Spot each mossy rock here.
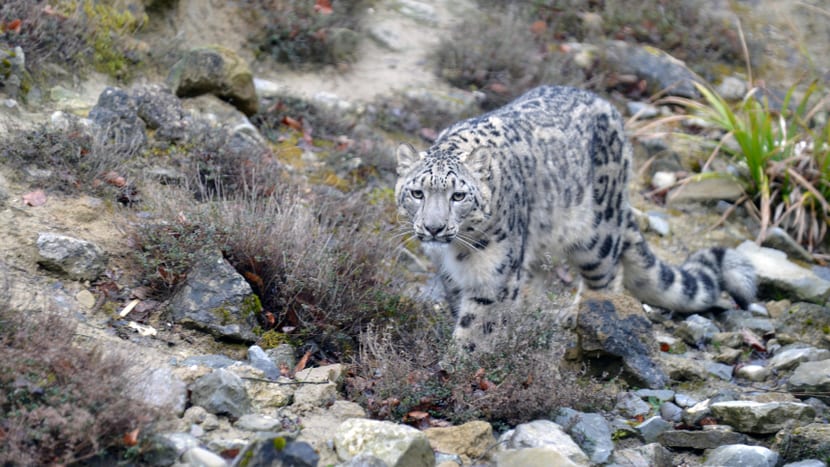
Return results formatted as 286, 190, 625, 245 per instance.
167, 45, 258, 116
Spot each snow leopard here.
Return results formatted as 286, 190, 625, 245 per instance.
394, 86, 756, 351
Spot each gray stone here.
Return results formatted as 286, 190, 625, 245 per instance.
789, 360, 830, 403
368, 24, 405, 51
674, 393, 699, 408
248, 345, 280, 379
716, 76, 748, 101
340, 453, 390, 467
181, 447, 227, 467
682, 398, 712, 426
677, 315, 720, 347
555, 408, 613, 464
495, 448, 583, 467
773, 302, 830, 350
334, 418, 434, 467
634, 389, 675, 402
131, 84, 186, 141
627, 101, 660, 119
292, 381, 337, 409
423, 420, 493, 465
776, 423, 830, 465
636, 416, 672, 444
658, 353, 708, 382
660, 402, 683, 422
189, 368, 251, 418
710, 400, 815, 434
704, 444, 778, 467
266, 344, 297, 371
735, 364, 769, 382
392, 0, 437, 24
502, 420, 589, 466
657, 429, 745, 449
234, 414, 285, 432
578, 299, 668, 388
616, 392, 653, 418
610, 443, 673, 467
646, 212, 670, 236
180, 354, 237, 369
763, 226, 815, 263
782, 461, 827, 467
36, 232, 107, 281
88, 86, 147, 148
167, 46, 257, 116
706, 361, 734, 381
167, 251, 261, 342
143, 432, 200, 466
770, 345, 830, 371
667, 172, 744, 204
129, 367, 188, 416
718, 309, 776, 335
601, 40, 702, 98
737, 241, 830, 303
230, 435, 319, 467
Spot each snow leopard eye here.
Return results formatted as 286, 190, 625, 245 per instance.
410, 189, 424, 200
451, 192, 466, 202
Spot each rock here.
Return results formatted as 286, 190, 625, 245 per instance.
0, 46, 30, 100
667, 172, 744, 204
182, 447, 228, 467
131, 84, 187, 141
762, 227, 815, 263
36, 232, 107, 281
143, 432, 201, 466
782, 461, 827, 467
710, 400, 815, 434
295, 364, 343, 383
577, 298, 668, 389
676, 315, 720, 347
650, 171, 677, 190
88, 86, 147, 148
392, 0, 437, 24
716, 76, 748, 101
789, 360, 830, 403
773, 302, 830, 350
634, 388, 675, 402
646, 212, 670, 236
703, 444, 778, 467
248, 345, 280, 379
627, 101, 660, 119
660, 402, 683, 422
706, 361, 734, 381
501, 420, 589, 466
602, 41, 702, 98
610, 443, 673, 467
737, 241, 830, 304
555, 408, 613, 464
674, 393, 698, 408
716, 347, 744, 364
181, 354, 238, 369
735, 364, 769, 381
241, 372, 295, 410
776, 423, 830, 464
129, 367, 188, 416
770, 345, 830, 371
296, 401, 367, 466
334, 418, 434, 467
494, 447, 583, 467
167, 251, 261, 342
657, 429, 745, 449
657, 353, 708, 382
266, 344, 297, 370
424, 421, 494, 464
616, 392, 653, 418
636, 416, 672, 444
234, 414, 285, 432
368, 24, 406, 51
189, 368, 252, 419
292, 381, 337, 409
167, 46, 258, 116
717, 309, 776, 335
230, 435, 319, 467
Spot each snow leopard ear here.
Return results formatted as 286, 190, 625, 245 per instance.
396, 143, 421, 176
467, 147, 491, 180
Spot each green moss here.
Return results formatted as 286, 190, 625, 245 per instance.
823, 325, 830, 334
258, 330, 290, 349
272, 436, 286, 451
241, 294, 263, 318
213, 306, 232, 325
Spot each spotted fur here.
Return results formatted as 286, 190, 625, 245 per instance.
395, 86, 756, 350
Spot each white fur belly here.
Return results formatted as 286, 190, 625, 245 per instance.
426, 242, 507, 290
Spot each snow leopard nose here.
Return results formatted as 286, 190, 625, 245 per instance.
425, 223, 447, 237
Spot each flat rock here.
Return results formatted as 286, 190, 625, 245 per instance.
555, 408, 613, 464
667, 172, 744, 204
424, 421, 494, 464
189, 368, 251, 419
676, 315, 720, 347
495, 447, 584, 467
636, 416, 673, 444
657, 353, 708, 382
703, 444, 778, 467
710, 400, 815, 434
334, 418, 434, 467
36, 232, 107, 281
775, 423, 830, 465
789, 360, 830, 403
770, 345, 830, 371
610, 442, 674, 467
773, 302, 830, 350
737, 241, 830, 303
601, 40, 702, 98
657, 429, 745, 449
500, 419, 589, 466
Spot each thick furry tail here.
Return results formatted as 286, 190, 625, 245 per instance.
621, 229, 756, 313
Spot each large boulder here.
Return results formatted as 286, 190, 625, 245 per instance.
334, 418, 434, 467
36, 232, 108, 281
167, 46, 258, 116
189, 368, 251, 419
710, 401, 815, 434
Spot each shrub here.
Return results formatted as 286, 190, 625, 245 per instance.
0, 310, 155, 465
246, 0, 369, 67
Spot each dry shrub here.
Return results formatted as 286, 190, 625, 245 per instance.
0, 310, 154, 465
349, 307, 614, 427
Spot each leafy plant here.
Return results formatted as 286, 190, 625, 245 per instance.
657, 80, 830, 252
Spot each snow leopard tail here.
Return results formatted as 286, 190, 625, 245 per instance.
618, 217, 756, 312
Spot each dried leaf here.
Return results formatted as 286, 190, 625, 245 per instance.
6, 19, 22, 34
488, 82, 509, 94
659, 342, 671, 352
740, 328, 766, 352
243, 271, 265, 291
219, 448, 240, 459
282, 116, 303, 131
293, 350, 311, 376
103, 171, 127, 187
22, 190, 47, 206
314, 0, 333, 14
530, 20, 546, 36
123, 428, 139, 446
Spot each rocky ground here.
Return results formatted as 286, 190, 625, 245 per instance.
2, 0, 830, 466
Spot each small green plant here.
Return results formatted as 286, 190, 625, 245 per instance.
662, 80, 830, 252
